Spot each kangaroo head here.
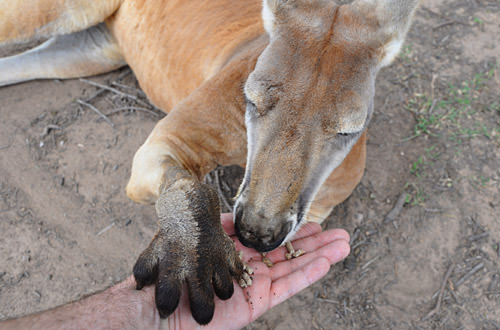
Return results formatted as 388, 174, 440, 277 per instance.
234, 0, 419, 251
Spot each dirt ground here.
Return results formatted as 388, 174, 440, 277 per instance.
1, 0, 499, 329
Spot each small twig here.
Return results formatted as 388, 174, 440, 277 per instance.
334, 308, 346, 321
400, 132, 421, 142
214, 170, 233, 212
464, 256, 483, 263
422, 6, 444, 18
487, 274, 499, 299
437, 34, 451, 46
430, 74, 438, 101
116, 67, 132, 80
104, 107, 160, 118
448, 281, 462, 305
83, 88, 107, 103
317, 298, 339, 304
357, 272, 368, 282
422, 7, 469, 27
428, 98, 438, 115
350, 228, 360, 245
79, 78, 151, 108
220, 179, 231, 192
351, 239, 368, 251
384, 192, 407, 223
361, 255, 381, 270
96, 222, 115, 236
424, 208, 443, 213
467, 232, 489, 242
454, 262, 484, 288
76, 99, 114, 128
110, 81, 147, 96
422, 263, 455, 321
432, 20, 460, 30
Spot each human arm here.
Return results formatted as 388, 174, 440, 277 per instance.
1, 213, 349, 330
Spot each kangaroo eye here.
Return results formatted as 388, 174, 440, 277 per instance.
245, 98, 256, 109
336, 131, 360, 139
245, 97, 270, 117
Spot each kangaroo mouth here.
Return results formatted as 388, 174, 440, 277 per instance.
233, 205, 295, 252
237, 227, 288, 252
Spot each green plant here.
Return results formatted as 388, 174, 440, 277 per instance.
472, 17, 483, 25
470, 175, 490, 190
410, 156, 424, 177
404, 69, 497, 143
425, 145, 440, 159
404, 182, 426, 206
399, 43, 413, 62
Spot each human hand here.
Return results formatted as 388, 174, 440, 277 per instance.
122, 213, 350, 330
0, 213, 349, 330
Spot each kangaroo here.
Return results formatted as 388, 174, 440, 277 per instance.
0, 0, 419, 324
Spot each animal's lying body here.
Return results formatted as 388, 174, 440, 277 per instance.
0, 0, 418, 324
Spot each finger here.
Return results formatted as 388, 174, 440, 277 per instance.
221, 213, 235, 235
270, 257, 330, 308
210, 275, 271, 330
133, 237, 160, 290
212, 265, 234, 300
291, 222, 323, 241
155, 263, 182, 319
186, 276, 215, 325
269, 238, 350, 281
116, 275, 138, 290
264, 228, 350, 264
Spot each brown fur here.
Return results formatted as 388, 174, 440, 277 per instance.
0, 0, 419, 323
0, 0, 122, 44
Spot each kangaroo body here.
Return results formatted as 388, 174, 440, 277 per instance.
0, 0, 418, 324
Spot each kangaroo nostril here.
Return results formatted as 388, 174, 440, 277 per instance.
234, 205, 294, 252
240, 229, 256, 241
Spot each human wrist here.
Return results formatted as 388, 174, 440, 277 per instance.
107, 276, 164, 330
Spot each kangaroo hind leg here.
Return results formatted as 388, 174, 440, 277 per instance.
0, 23, 125, 87
0, 0, 123, 45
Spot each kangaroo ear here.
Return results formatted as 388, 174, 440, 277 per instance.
344, 0, 420, 67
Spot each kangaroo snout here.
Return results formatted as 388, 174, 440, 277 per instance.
234, 203, 294, 252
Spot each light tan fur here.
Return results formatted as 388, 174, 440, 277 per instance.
0, 0, 123, 44
0, 0, 419, 321
0, 0, 419, 247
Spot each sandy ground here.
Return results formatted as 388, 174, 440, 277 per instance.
1, 0, 499, 328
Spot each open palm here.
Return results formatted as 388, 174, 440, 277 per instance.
125, 213, 350, 330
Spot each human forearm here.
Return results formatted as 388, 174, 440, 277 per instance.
1, 277, 162, 330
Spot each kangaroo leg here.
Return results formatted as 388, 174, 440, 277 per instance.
126, 64, 250, 204
0, 23, 125, 87
0, 0, 123, 45
306, 131, 367, 224
127, 62, 252, 323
